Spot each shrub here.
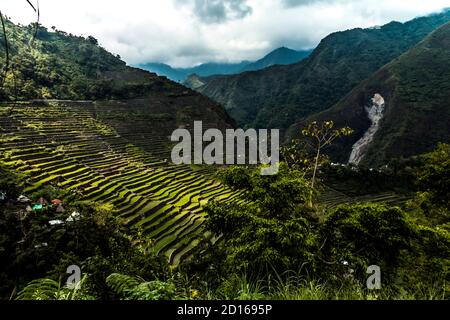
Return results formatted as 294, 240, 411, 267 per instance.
106, 274, 177, 300
205, 164, 317, 276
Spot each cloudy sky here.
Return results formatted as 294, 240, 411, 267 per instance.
2, 0, 450, 67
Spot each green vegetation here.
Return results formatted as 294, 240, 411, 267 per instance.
197, 10, 450, 133
2, 137, 449, 300
0, 172, 170, 299
0, 15, 236, 276
299, 121, 353, 189
0, 9, 448, 302
0, 102, 239, 272
295, 22, 450, 166
187, 148, 450, 300
2, 99, 447, 301
0, 18, 169, 101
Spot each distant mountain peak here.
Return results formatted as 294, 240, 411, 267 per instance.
137, 47, 312, 82
239, 47, 312, 73
273, 46, 289, 51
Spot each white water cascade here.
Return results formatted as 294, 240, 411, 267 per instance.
348, 93, 385, 165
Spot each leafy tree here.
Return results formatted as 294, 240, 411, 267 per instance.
416, 143, 450, 208
217, 166, 252, 190
411, 226, 450, 295
281, 139, 318, 176
405, 144, 450, 227
216, 163, 314, 220
0, 162, 26, 200
87, 36, 98, 45
205, 164, 317, 276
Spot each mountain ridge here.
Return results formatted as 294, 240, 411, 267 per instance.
137, 47, 312, 82
287, 22, 450, 166
0, 19, 236, 130
240, 47, 312, 73
194, 9, 450, 132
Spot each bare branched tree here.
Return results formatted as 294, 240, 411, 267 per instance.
302, 121, 353, 189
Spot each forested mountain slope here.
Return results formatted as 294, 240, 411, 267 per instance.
287, 22, 450, 166
195, 10, 450, 132
0, 19, 233, 130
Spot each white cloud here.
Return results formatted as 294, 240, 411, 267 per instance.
2, 0, 449, 67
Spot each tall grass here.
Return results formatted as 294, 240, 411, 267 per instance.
199, 271, 447, 300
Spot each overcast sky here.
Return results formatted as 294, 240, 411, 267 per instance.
2, 0, 450, 67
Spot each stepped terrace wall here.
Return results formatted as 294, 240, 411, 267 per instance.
0, 101, 244, 265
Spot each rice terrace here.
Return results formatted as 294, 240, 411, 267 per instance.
0, 100, 246, 265
0, 0, 449, 305
0, 99, 414, 266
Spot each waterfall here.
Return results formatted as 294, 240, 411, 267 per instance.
348, 93, 385, 165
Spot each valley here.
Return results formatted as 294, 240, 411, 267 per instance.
194, 9, 450, 142
0, 3, 449, 302
138, 47, 312, 83
1, 100, 411, 266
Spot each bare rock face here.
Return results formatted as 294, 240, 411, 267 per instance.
348, 94, 385, 165
184, 75, 206, 90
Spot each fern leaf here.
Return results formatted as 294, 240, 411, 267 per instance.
16, 279, 61, 300
106, 273, 140, 298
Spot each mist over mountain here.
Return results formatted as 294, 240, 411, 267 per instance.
137, 47, 312, 82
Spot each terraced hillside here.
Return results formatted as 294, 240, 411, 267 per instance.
0, 101, 245, 265
317, 185, 413, 210
93, 97, 234, 160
